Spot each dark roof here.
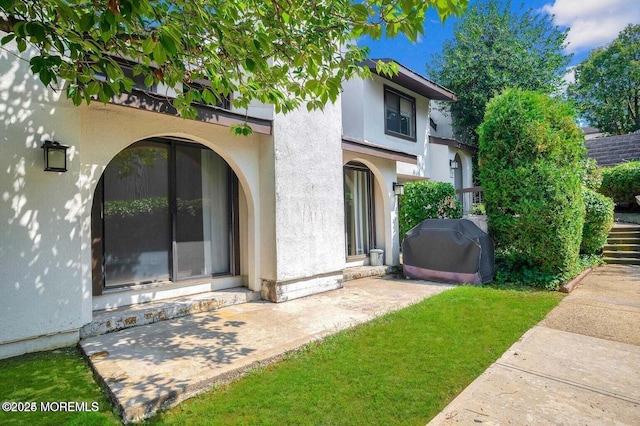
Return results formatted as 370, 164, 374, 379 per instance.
362, 58, 457, 102
585, 132, 640, 167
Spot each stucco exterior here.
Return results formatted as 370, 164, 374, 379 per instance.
1, 38, 465, 359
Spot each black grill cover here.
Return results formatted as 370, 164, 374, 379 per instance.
402, 219, 494, 284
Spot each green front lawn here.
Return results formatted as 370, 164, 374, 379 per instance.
0, 347, 120, 426
0, 287, 562, 426
148, 287, 561, 425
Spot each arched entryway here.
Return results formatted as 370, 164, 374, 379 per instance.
343, 161, 375, 261
91, 137, 240, 295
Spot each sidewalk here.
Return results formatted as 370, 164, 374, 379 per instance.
80, 276, 453, 423
428, 264, 640, 425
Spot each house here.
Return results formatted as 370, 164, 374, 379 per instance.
0, 37, 466, 359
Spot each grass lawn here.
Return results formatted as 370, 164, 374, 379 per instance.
0, 287, 561, 426
147, 287, 562, 425
0, 347, 120, 426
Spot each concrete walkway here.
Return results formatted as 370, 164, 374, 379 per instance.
80, 276, 453, 423
429, 264, 640, 425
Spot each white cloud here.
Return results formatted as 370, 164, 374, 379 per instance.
541, 0, 640, 53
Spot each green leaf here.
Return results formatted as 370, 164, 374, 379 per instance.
0, 0, 15, 10
1, 33, 15, 45
152, 43, 167, 64
142, 37, 155, 55
245, 58, 256, 72
159, 33, 177, 56
79, 13, 95, 32
25, 22, 46, 43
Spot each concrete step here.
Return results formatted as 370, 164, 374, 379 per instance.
606, 237, 640, 245
604, 257, 640, 266
607, 231, 640, 239
603, 250, 640, 259
80, 288, 261, 339
343, 265, 400, 282
603, 244, 640, 252
609, 224, 640, 232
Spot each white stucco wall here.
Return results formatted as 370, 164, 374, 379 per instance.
1, 39, 85, 358
266, 100, 345, 301
429, 101, 455, 139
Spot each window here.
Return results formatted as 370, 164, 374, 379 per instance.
344, 163, 375, 258
384, 86, 416, 141
92, 139, 239, 290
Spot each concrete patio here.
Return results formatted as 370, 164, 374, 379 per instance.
80, 276, 453, 423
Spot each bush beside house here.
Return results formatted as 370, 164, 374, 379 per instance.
599, 161, 640, 208
478, 89, 585, 288
399, 181, 461, 238
581, 188, 615, 255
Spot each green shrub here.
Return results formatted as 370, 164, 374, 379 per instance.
600, 161, 640, 207
399, 181, 461, 238
581, 188, 615, 254
580, 158, 602, 191
478, 89, 585, 286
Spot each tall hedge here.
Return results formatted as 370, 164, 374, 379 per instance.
478, 89, 585, 278
399, 181, 461, 238
599, 161, 640, 207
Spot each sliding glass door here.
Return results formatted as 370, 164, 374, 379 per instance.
344, 163, 374, 258
96, 139, 237, 289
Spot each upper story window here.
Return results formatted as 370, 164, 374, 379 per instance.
384, 85, 416, 141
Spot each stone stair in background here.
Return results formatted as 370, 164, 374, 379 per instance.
603, 224, 640, 266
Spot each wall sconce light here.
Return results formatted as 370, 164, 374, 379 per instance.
393, 182, 404, 196
42, 140, 68, 172
449, 159, 459, 169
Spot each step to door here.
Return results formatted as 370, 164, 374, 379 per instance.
80, 288, 261, 339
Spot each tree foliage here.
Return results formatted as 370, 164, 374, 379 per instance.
478, 89, 584, 286
0, 0, 468, 125
568, 24, 640, 135
427, 0, 570, 148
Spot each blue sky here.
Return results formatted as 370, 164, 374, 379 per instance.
360, 0, 640, 80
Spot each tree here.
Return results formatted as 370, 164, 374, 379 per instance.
568, 24, 640, 135
0, 0, 468, 129
427, 0, 570, 148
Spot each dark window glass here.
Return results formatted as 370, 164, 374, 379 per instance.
103, 143, 170, 286
384, 87, 416, 139
98, 140, 235, 288
344, 165, 373, 257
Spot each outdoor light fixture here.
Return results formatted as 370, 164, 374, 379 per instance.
42, 140, 69, 172
449, 159, 459, 169
393, 182, 404, 196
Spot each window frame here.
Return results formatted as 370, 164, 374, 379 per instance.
383, 85, 417, 142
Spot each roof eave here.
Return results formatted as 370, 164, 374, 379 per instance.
363, 59, 457, 102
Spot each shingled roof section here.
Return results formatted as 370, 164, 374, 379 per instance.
585, 132, 640, 167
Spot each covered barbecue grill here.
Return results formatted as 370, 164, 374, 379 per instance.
402, 219, 494, 284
